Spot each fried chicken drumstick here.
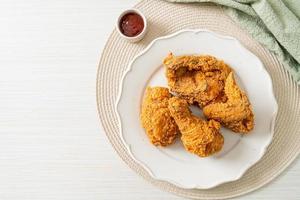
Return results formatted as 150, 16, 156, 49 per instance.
168, 97, 224, 157
140, 87, 178, 146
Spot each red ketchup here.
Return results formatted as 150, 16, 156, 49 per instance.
120, 13, 144, 37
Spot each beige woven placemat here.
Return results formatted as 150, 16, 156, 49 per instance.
96, 0, 300, 199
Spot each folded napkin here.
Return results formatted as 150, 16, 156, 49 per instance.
165, 0, 300, 84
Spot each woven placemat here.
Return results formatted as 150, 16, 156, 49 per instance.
97, 0, 300, 199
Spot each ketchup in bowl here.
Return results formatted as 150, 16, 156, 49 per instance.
120, 12, 144, 37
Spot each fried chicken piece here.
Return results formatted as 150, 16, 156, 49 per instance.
203, 72, 254, 133
168, 97, 224, 157
140, 87, 178, 146
164, 53, 232, 107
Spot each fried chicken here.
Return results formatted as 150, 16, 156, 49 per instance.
168, 97, 224, 157
140, 87, 178, 146
203, 72, 254, 133
164, 53, 232, 107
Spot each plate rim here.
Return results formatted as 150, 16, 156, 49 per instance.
115, 29, 278, 189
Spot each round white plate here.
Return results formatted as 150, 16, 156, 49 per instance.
116, 29, 278, 189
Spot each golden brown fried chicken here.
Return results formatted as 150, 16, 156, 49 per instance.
140, 87, 178, 146
203, 72, 254, 133
164, 53, 232, 107
168, 97, 224, 157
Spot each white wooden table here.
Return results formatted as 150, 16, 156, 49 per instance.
0, 0, 299, 199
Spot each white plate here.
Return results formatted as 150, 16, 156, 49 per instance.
116, 29, 278, 189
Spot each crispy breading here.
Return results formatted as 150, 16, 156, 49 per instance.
140, 87, 178, 146
168, 97, 224, 157
203, 72, 254, 133
164, 53, 232, 107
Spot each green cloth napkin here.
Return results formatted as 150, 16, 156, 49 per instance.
165, 0, 300, 84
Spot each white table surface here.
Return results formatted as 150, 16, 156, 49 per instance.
0, 0, 299, 199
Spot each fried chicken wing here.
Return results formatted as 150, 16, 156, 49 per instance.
140, 87, 178, 146
203, 72, 254, 133
168, 97, 224, 157
164, 53, 232, 107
